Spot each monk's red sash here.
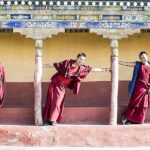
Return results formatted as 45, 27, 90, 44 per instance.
0, 64, 5, 107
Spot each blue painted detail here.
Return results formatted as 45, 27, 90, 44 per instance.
102, 15, 123, 20
130, 22, 146, 28
4, 21, 24, 27
84, 22, 101, 28
1, 21, 150, 29
10, 14, 31, 20
56, 21, 71, 28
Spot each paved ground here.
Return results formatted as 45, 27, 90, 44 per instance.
0, 147, 150, 150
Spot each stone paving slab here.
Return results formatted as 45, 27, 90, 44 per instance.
0, 125, 150, 147
0, 146, 150, 150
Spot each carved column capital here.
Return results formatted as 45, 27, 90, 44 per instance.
13, 28, 65, 39
90, 29, 141, 40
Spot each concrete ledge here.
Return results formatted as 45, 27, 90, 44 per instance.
0, 107, 150, 124
0, 146, 150, 150
0, 124, 150, 147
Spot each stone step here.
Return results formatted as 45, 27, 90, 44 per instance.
0, 124, 150, 147
0, 107, 150, 125
0, 147, 150, 150
0, 108, 34, 124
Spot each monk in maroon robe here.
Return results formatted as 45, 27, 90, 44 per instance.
0, 63, 5, 107
120, 51, 150, 124
43, 53, 110, 126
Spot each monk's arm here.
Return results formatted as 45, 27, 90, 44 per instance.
119, 61, 136, 67
91, 68, 111, 72
43, 64, 54, 68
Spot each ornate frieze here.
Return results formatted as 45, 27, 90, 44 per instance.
0, 1, 149, 29
1, 21, 150, 29
1, 14, 150, 23
0, 4, 149, 11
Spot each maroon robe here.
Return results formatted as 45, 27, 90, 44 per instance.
43, 59, 92, 122
0, 64, 5, 107
125, 64, 150, 123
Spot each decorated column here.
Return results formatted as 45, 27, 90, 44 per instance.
13, 28, 65, 125
109, 39, 118, 125
34, 39, 43, 125
90, 28, 141, 125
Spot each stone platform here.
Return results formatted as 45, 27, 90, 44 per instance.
0, 147, 150, 150
1, 81, 150, 125
0, 107, 150, 124
0, 124, 150, 147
